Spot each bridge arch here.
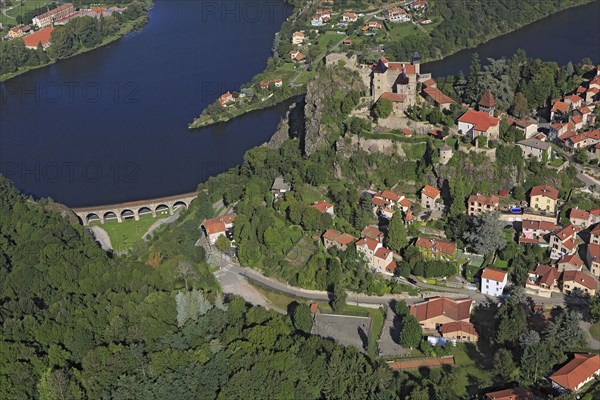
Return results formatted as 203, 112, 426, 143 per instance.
173, 201, 187, 210
138, 206, 154, 217
86, 213, 101, 224
104, 211, 118, 221
155, 204, 169, 215
121, 209, 135, 220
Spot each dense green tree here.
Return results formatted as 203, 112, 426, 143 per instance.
399, 315, 422, 349
386, 214, 408, 252
373, 98, 393, 120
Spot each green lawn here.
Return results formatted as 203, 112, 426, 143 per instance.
549, 156, 565, 168
92, 213, 165, 251
5, 0, 53, 20
590, 322, 600, 342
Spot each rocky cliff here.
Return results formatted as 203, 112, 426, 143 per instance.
303, 67, 366, 156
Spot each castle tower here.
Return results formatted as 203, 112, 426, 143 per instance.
412, 52, 421, 75
478, 90, 496, 116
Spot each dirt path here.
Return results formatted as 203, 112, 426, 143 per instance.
89, 226, 113, 251
142, 212, 180, 241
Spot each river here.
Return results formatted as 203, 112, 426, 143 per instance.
1, 0, 599, 207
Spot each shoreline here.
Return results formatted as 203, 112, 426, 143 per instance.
188, 0, 596, 130
0, 3, 152, 83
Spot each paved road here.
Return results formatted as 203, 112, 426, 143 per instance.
142, 212, 180, 241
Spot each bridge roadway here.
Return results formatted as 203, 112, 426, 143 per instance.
72, 192, 197, 225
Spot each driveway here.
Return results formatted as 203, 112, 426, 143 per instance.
214, 264, 285, 314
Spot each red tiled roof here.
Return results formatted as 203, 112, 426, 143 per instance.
554, 224, 577, 241
379, 190, 401, 202
422, 185, 440, 199
385, 261, 397, 272
23, 26, 54, 48
323, 229, 342, 241
587, 243, 600, 262
414, 237, 457, 255
552, 101, 569, 113
423, 87, 455, 105
356, 237, 381, 252
410, 297, 473, 323
522, 219, 559, 232
422, 78, 436, 88
564, 94, 582, 104
204, 221, 225, 235
591, 225, 600, 237
310, 303, 318, 314
570, 208, 590, 221
374, 247, 393, 260
458, 109, 499, 132
562, 270, 598, 290
312, 200, 333, 213
361, 225, 384, 240
439, 321, 477, 337
372, 196, 391, 207
558, 254, 584, 269
531, 264, 560, 287
549, 354, 600, 391
481, 267, 507, 283
530, 185, 559, 200
468, 194, 499, 207
479, 90, 496, 108
485, 387, 534, 400
381, 92, 407, 103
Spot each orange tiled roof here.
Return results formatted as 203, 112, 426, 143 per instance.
410, 296, 472, 323
485, 387, 534, 400
458, 109, 499, 132
468, 194, 499, 207
422, 185, 440, 199
481, 267, 507, 282
530, 185, 559, 200
570, 208, 590, 221
439, 321, 477, 337
415, 237, 456, 255
562, 270, 598, 290
479, 90, 496, 108
549, 354, 600, 391
312, 200, 333, 213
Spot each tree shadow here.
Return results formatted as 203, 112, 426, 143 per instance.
358, 326, 369, 352
389, 314, 402, 344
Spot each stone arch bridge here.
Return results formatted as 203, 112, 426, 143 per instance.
72, 192, 197, 225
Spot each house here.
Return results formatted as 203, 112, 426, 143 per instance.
384, 8, 410, 23
341, 12, 358, 22
201, 213, 237, 244
586, 243, 600, 277
484, 387, 534, 400
361, 225, 385, 242
362, 20, 382, 30
312, 200, 334, 217
481, 268, 508, 297
289, 50, 305, 62
526, 264, 560, 298
410, 1, 429, 10
322, 229, 357, 251
32, 3, 75, 27
591, 224, 600, 245
557, 254, 584, 272
271, 176, 290, 197
409, 297, 473, 330
549, 353, 600, 392
561, 270, 598, 295
439, 321, 478, 342
421, 185, 441, 210
22, 27, 54, 50
8, 24, 29, 38
509, 119, 539, 139
467, 194, 499, 216
414, 237, 457, 261
549, 224, 579, 260
478, 90, 496, 116
551, 101, 570, 121
218, 91, 234, 106
457, 109, 500, 141
569, 208, 591, 227
517, 138, 551, 162
292, 31, 305, 45
372, 196, 396, 219
355, 237, 396, 274
529, 185, 559, 213
422, 86, 455, 110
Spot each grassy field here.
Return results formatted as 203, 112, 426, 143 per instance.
92, 213, 165, 251
4, 0, 53, 20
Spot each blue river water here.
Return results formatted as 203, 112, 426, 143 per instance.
0, 0, 598, 207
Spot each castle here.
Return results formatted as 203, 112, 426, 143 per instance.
371, 52, 432, 112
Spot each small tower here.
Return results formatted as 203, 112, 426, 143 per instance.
412, 52, 421, 75
439, 145, 453, 165
478, 90, 496, 116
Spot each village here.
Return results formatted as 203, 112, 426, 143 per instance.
196, 2, 600, 392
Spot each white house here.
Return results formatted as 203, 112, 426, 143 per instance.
481, 267, 508, 297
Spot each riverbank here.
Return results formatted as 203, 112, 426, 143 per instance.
188, 0, 596, 130
0, 2, 151, 83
